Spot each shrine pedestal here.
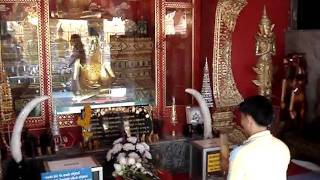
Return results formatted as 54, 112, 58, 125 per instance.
190, 138, 224, 180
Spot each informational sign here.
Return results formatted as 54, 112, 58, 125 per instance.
41, 168, 92, 180
207, 153, 221, 173
90, 106, 152, 145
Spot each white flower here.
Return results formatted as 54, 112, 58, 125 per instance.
112, 143, 123, 154
141, 142, 150, 151
113, 137, 123, 145
116, 152, 126, 162
145, 171, 153, 176
106, 150, 112, 161
114, 163, 122, 172
136, 143, 145, 153
145, 114, 150, 118
143, 151, 152, 159
128, 152, 140, 160
136, 162, 142, 169
119, 157, 127, 165
128, 157, 136, 165
123, 143, 135, 151
127, 137, 137, 144
118, 171, 123, 176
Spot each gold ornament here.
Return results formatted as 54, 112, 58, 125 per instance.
212, 0, 247, 144
212, 0, 246, 109
77, 104, 93, 142
0, 69, 15, 123
253, 6, 276, 98
77, 104, 92, 129
80, 40, 115, 89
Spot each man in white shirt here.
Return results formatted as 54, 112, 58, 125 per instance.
227, 95, 290, 180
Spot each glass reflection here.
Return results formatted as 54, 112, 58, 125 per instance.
165, 8, 192, 106
0, 3, 40, 117
49, 0, 155, 114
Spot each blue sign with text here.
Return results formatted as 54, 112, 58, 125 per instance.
41, 167, 92, 180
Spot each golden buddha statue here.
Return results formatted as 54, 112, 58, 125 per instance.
252, 6, 276, 98
80, 38, 115, 90
69, 34, 115, 94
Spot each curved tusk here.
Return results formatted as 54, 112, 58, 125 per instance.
10, 96, 49, 163
185, 88, 213, 139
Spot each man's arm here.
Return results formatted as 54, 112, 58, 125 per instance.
227, 147, 245, 180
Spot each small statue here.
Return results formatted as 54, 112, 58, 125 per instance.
54, 25, 69, 59
123, 120, 131, 137
280, 54, 307, 130
253, 6, 276, 98
137, 16, 148, 35
77, 104, 93, 144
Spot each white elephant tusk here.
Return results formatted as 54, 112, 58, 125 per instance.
185, 88, 213, 139
10, 96, 49, 163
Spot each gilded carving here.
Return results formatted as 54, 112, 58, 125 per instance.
0, 69, 15, 123
252, 6, 275, 98
212, 0, 246, 109
212, 0, 247, 143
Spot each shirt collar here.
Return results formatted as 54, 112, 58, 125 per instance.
243, 130, 271, 144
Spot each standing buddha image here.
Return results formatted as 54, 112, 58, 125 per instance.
253, 6, 276, 98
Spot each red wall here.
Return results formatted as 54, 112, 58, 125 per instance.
200, 0, 290, 101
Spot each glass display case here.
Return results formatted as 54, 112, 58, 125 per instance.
0, 1, 44, 123
165, 8, 193, 106
48, 0, 155, 114
0, 0, 199, 130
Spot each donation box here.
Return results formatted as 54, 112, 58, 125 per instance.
190, 138, 233, 180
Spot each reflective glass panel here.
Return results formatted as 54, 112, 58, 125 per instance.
0, 2, 41, 118
49, 0, 155, 114
165, 8, 192, 106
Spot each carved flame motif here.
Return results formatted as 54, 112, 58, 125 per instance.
212, 0, 246, 109
212, 0, 247, 143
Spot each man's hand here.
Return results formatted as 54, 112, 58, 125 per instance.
220, 133, 230, 176
220, 153, 229, 174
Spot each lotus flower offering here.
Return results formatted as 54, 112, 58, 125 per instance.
106, 136, 158, 180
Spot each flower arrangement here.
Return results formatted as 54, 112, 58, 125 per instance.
106, 136, 158, 180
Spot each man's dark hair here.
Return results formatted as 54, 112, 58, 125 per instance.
239, 95, 274, 126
